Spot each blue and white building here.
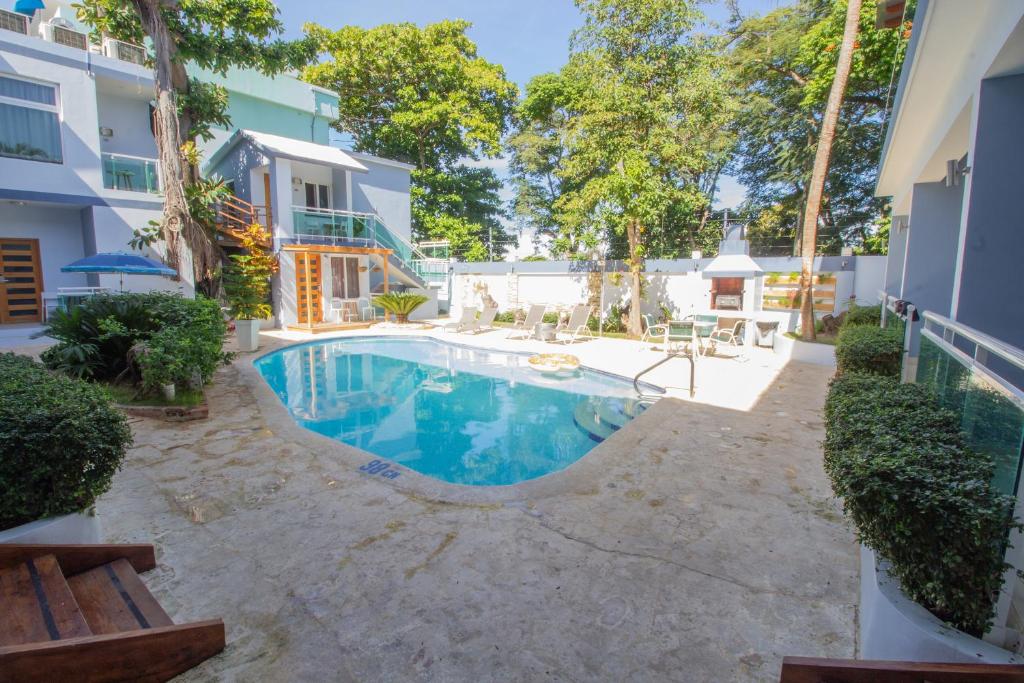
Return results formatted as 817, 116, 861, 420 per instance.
0, 0, 435, 329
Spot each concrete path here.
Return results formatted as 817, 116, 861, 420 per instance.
99, 331, 857, 682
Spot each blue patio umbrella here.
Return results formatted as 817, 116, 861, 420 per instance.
62, 252, 177, 291
13, 0, 45, 16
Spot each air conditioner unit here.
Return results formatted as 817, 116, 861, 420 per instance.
102, 36, 146, 66
41, 21, 88, 51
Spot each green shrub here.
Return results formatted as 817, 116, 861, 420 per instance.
0, 354, 132, 530
834, 324, 902, 377
39, 292, 229, 390
824, 373, 1017, 634
842, 303, 882, 328
374, 292, 428, 323
495, 310, 519, 323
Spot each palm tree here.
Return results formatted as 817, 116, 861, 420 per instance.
799, 0, 863, 340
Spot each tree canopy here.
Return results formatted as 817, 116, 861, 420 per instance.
303, 20, 519, 260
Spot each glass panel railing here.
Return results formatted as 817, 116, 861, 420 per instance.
915, 316, 1024, 498
102, 153, 160, 194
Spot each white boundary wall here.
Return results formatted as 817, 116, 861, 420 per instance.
451, 255, 886, 335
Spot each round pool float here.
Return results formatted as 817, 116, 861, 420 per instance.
527, 353, 581, 376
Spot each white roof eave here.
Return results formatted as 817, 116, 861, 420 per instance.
702, 254, 763, 277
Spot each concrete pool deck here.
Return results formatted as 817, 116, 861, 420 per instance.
97, 327, 858, 681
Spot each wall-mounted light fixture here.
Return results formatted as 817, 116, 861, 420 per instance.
99, 127, 113, 138
945, 155, 970, 187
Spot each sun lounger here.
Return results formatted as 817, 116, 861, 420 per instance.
443, 307, 477, 332
556, 304, 594, 343
507, 304, 546, 339
462, 306, 498, 334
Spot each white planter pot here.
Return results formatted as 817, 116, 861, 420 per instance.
860, 546, 1022, 663
161, 383, 176, 401
0, 510, 102, 544
235, 319, 261, 352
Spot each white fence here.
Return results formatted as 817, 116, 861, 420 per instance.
451, 255, 886, 334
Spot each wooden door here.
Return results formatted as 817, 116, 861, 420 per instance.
295, 252, 322, 325
0, 238, 43, 324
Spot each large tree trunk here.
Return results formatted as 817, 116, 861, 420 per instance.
626, 217, 643, 337
798, 0, 861, 340
130, 0, 217, 289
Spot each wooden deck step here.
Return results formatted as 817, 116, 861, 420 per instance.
67, 559, 173, 635
0, 554, 91, 646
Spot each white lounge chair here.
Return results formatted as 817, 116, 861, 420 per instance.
444, 307, 477, 332
462, 306, 498, 334
556, 304, 594, 343
507, 304, 546, 340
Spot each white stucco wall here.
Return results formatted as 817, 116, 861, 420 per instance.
451, 256, 885, 334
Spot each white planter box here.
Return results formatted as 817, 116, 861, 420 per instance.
235, 319, 261, 352
860, 546, 1022, 663
772, 333, 836, 366
0, 511, 102, 544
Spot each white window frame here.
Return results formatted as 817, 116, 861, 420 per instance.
304, 181, 331, 210
0, 73, 64, 165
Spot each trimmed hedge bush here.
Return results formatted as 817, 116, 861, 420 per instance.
842, 303, 882, 328
40, 292, 230, 391
824, 373, 1017, 634
834, 324, 902, 377
0, 353, 133, 530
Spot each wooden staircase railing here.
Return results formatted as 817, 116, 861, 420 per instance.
215, 194, 269, 248
780, 656, 1024, 683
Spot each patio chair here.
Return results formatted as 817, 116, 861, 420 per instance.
508, 304, 546, 340
693, 314, 719, 356
358, 297, 377, 321
556, 304, 594, 343
663, 320, 696, 355
462, 306, 498, 334
710, 318, 749, 361
443, 307, 478, 332
640, 313, 669, 347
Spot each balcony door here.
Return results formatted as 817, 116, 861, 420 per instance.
0, 238, 43, 324
305, 182, 330, 210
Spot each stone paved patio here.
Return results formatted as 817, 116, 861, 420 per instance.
98, 331, 857, 682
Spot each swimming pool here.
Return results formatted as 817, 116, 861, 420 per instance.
254, 337, 649, 486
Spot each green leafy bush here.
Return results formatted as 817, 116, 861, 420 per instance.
39, 292, 229, 391
495, 310, 519, 323
842, 303, 882, 328
374, 292, 428, 323
834, 324, 902, 377
0, 353, 132, 530
824, 373, 1017, 634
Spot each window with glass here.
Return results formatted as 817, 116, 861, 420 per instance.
0, 75, 62, 163
305, 182, 330, 210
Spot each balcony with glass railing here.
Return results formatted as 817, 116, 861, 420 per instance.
102, 153, 160, 194
291, 206, 426, 262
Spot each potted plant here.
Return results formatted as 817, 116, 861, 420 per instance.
374, 292, 428, 324
0, 353, 132, 543
223, 224, 277, 352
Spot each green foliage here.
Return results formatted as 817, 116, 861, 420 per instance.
39, 293, 229, 390
842, 303, 882, 328
374, 292, 429, 323
728, 0, 914, 253
303, 20, 518, 259
223, 224, 277, 320
834, 324, 902, 376
0, 353, 132, 530
823, 373, 1017, 634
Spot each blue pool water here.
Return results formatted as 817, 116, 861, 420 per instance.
254, 337, 646, 486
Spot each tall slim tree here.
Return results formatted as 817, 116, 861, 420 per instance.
302, 21, 519, 260
76, 1, 314, 287
798, 0, 862, 339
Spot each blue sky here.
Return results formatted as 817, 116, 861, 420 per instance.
275, 0, 791, 252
